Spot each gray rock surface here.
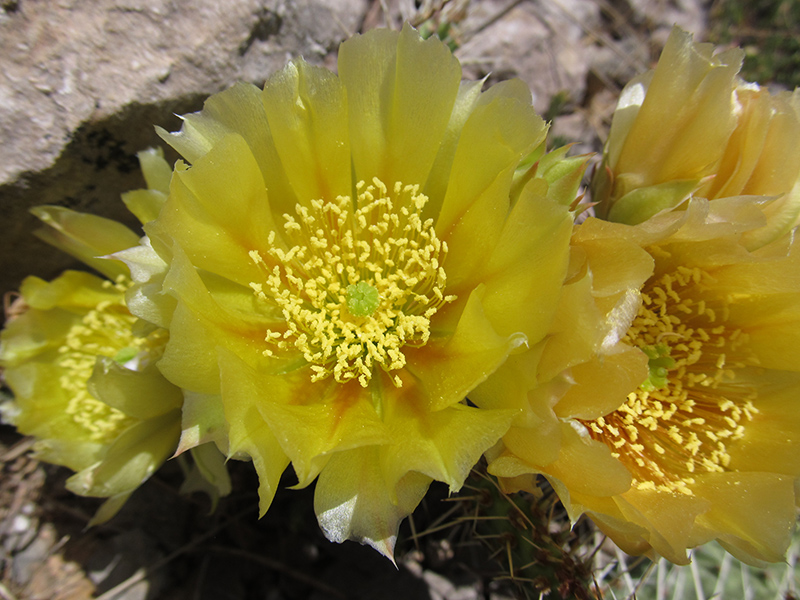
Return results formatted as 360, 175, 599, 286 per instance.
456, 0, 602, 112
0, 0, 708, 299
0, 0, 366, 297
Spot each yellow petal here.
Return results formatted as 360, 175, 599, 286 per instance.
406, 286, 526, 412
477, 179, 572, 341
31, 206, 138, 280
160, 133, 280, 287
175, 391, 228, 456
554, 345, 648, 420
543, 422, 632, 498
338, 24, 461, 187
262, 59, 351, 203
217, 349, 290, 516
693, 472, 797, 564
381, 394, 516, 493
218, 348, 389, 488
615, 488, 710, 564
65, 408, 180, 498
314, 446, 431, 561
87, 358, 183, 420
436, 97, 547, 284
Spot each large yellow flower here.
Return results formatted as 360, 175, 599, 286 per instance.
592, 27, 800, 248
0, 149, 185, 523
126, 25, 580, 557
478, 197, 800, 565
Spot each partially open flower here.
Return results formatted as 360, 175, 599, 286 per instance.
478, 197, 800, 565
1, 271, 182, 523
592, 27, 800, 248
0, 148, 187, 523
126, 25, 581, 557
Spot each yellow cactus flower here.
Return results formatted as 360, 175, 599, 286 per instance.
0, 148, 197, 523
479, 196, 800, 566
126, 25, 581, 557
592, 27, 800, 248
1, 271, 182, 524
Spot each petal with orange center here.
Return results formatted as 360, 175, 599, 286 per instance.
406, 286, 527, 412
157, 246, 280, 393
252, 375, 390, 488
380, 383, 516, 494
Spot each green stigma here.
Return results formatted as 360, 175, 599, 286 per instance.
114, 346, 139, 364
640, 343, 676, 392
346, 281, 380, 317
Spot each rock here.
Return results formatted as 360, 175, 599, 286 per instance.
0, 0, 367, 298
455, 0, 601, 112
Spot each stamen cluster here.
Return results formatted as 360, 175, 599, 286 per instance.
250, 178, 455, 387
57, 278, 141, 442
585, 261, 758, 494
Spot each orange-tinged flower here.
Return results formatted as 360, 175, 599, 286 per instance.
125, 25, 583, 557
592, 27, 800, 248
478, 197, 800, 565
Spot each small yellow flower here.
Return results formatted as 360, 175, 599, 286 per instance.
1, 271, 182, 524
592, 27, 800, 247
127, 25, 582, 557
0, 148, 191, 523
479, 197, 800, 565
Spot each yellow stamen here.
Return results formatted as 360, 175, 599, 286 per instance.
583, 263, 758, 495
57, 277, 143, 442
250, 178, 455, 387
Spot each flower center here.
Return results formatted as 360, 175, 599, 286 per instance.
583, 262, 758, 495
250, 178, 455, 388
57, 278, 143, 443
346, 281, 380, 317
